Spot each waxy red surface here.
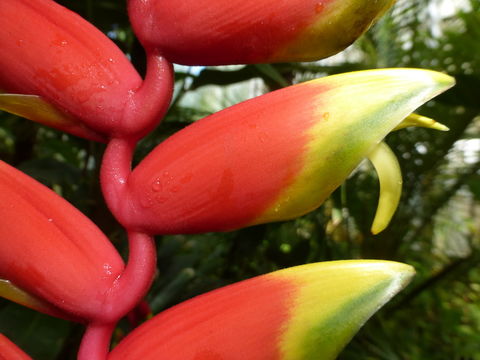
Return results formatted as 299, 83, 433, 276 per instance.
0, 0, 142, 136
128, 0, 333, 65
127, 83, 328, 234
109, 275, 294, 360
0, 161, 125, 320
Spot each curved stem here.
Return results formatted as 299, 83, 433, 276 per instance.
77, 323, 115, 360
78, 232, 156, 358
121, 51, 174, 140
99, 138, 157, 321
104, 231, 157, 322
100, 137, 136, 226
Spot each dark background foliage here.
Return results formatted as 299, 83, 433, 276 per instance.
1, 0, 479, 359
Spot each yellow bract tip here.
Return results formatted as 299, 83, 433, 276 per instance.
279, 260, 415, 359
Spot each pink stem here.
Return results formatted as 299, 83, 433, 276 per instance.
103, 231, 157, 322
83, 48, 170, 360
77, 323, 115, 360
121, 51, 174, 140
77, 232, 156, 357
100, 137, 135, 225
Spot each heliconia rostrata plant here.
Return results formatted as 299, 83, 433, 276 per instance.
0, 0, 455, 359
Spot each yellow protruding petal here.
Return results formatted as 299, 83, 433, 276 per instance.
0, 93, 74, 127
368, 142, 403, 234
0, 93, 105, 141
393, 113, 449, 131
0, 279, 65, 318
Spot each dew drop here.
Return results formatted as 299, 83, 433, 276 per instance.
322, 112, 330, 120
103, 263, 113, 275
60, 40, 68, 46
152, 178, 163, 192
315, 2, 324, 13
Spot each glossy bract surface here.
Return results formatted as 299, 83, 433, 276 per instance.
123, 69, 454, 235
0, 161, 124, 321
128, 0, 395, 65
0, 0, 166, 140
109, 260, 414, 360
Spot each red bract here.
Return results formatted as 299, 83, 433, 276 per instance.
0, 160, 125, 321
128, 0, 395, 65
108, 261, 414, 360
120, 69, 454, 235
0, 0, 173, 141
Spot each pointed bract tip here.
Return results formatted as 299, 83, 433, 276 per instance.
279, 260, 415, 359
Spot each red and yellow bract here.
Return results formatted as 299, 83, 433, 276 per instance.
128, 0, 395, 65
122, 69, 454, 235
108, 260, 414, 360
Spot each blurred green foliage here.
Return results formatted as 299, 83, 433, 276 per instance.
1, 0, 480, 359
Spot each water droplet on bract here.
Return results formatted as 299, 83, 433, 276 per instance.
315, 2, 324, 13
103, 263, 113, 275
60, 40, 68, 46
108, 58, 114, 63
152, 178, 162, 192
47, 218, 53, 222
322, 112, 330, 120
